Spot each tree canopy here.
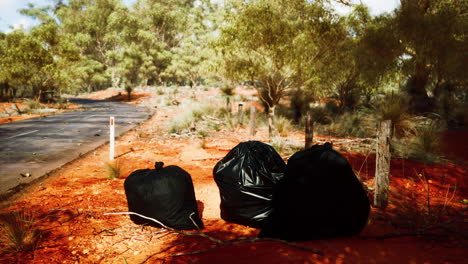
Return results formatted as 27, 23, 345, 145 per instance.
0, 0, 465, 122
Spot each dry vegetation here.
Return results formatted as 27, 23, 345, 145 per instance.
0, 86, 466, 264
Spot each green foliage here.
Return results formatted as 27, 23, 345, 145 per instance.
218, 0, 342, 115
361, 0, 467, 113
0, 212, 42, 253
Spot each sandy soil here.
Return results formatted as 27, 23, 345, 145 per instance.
0, 87, 466, 264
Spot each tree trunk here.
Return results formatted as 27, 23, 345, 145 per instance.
110, 70, 120, 88
305, 111, 314, 149
374, 120, 391, 208
407, 64, 431, 113
127, 90, 132, 101
249, 105, 256, 136
268, 105, 276, 138
237, 103, 244, 125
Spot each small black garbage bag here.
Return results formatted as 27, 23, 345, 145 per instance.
124, 162, 203, 230
213, 141, 286, 228
259, 143, 370, 240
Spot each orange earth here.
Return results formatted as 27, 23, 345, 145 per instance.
0, 87, 466, 264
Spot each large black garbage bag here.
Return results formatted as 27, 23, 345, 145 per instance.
213, 141, 286, 228
259, 143, 370, 240
124, 162, 203, 230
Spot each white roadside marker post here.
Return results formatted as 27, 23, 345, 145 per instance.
110, 117, 115, 161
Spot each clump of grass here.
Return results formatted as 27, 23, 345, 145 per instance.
23, 98, 44, 114
169, 104, 219, 134
55, 97, 69, 109
392, 119, 445, 164
309, 106, 333, 125
316, 111, 372, 138
372, 92, 410, 136
220, 84, 235, 96
156, 88, 165, 95
199, 138, 207, 149
0, 211, 42, 253
270, 137, 285, 154
275, 115, 293, 137
105, 160, 121, 179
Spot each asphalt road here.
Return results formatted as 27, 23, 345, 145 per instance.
0, 98, 153, 197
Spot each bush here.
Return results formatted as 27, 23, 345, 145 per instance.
23, 98, 44, 113
371, 92, 410, 136
316, 111, 373, 138
169, 103, 221, 135
0, 212, 42, 253
392, 119, 445, 164
274, 115, 293, 137
310, 106, 333, 125
105, 160, 121, 179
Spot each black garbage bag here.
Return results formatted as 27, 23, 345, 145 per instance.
124, 162, 203, 230
213, 141, 286, 228
259, 143, 370, 240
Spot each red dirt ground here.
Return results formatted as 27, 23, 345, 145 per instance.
0, 87, 466, 264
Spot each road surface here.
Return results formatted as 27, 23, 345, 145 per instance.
0, 98, 153, 198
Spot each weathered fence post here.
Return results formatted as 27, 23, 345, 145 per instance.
238, 103, 244, 125
374, 120, 391, 208
305, 111, 314, 149
249, 105, 256, 136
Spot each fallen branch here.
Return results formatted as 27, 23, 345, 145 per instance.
104, 211, 324, 260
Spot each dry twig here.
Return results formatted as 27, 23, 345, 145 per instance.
104, 211, 324, 261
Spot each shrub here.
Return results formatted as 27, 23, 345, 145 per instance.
23, 98, 44, 113
316, 111, 372, 138
371, 92, 410, 136
105, 160, 121, 179
310, 106, 333, 125
274, 115, 293, 137
0, 212, 42, 253
392, 119, 445, 164
220, 84, 235, 96
169, 104, 219, 134
270, 137, 285, 154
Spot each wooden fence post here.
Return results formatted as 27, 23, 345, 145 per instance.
249, 105, 256, 136
305, 111, 314, 149
238, 103, 244, 125
374, 120, 391, 208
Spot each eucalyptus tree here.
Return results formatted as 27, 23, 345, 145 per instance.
320, 5, 395, 110
55, 0, 127, 91
218, 0, 343, 136
0, 2, 83, 101
359, 0, 466, 113
164, 0, 222, 88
